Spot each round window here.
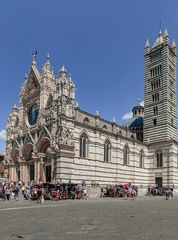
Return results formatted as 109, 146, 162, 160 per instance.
28, 105, 39, 125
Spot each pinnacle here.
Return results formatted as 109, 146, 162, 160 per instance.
46, 53, 50, 65
24, 73, 28, 79
164, 28, 168, 38
172, 39, 176, 48
31, 51, 37, 65
13, 104, 17, 109
60, 64, 67, 73
145, 39, 150, 48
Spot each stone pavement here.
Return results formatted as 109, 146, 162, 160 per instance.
0, 196, 178, 240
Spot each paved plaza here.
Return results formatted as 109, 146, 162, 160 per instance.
0, 196, 178, 240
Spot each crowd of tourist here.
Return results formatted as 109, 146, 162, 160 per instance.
100, 184, 138, 198
0, 181, 88, 202
146, 185, 174, 199
0, 180, 175, 202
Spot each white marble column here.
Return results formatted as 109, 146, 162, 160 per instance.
34, 160, 38, 183
22, 164, 28, 184
13, 165, 17, 182
37, 160, 40, 183
20, 163, 23, 182
39, 158, 45, 183
51, 157, 54, 182
9, 166, 12, 181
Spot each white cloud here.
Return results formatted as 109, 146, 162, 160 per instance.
122, 111, 133, 120
0, 130, 6, 140
0, 148, 5, 154
122, 101, 144, 121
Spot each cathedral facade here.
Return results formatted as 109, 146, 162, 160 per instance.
5, 30, 178, 189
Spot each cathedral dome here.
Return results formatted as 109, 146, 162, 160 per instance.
128, 116, 143, 128
122, 98, 144, 141
123, 116, 143, 129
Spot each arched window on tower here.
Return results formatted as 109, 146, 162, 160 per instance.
139, 150, 144, 168
156, 80, 158, 89
156, 106, 158, 115
123, 145, 129, 165
79, 133, 88, 158
152, 95, 155, 102
104, 140, 111, 162
156, 150, 163, 168
153, 118, 157, 126
151, 82, 153, 90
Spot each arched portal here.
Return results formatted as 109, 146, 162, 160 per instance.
38, 137, 50, 154
37, 137, 52, 183
22, 143, 34, 182
11, 148, 20, 181
23, 143, 33, 161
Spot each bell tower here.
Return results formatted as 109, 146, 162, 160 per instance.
144, 29, 177, 143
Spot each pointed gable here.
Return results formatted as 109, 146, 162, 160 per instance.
46, 94, 53, 108
23, 65, 41, 100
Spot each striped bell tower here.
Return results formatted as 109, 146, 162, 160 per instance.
144, 29, 177, 143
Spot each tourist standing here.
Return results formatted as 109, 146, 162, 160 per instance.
5, 186, 11, 200
41, 186, 45, 204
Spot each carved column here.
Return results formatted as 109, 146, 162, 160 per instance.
40, 160, 45, 183
8, 166, 11, 181
12, 164, 18, 182
9, 164, 14, 181
51, 156, 54, 183
37, 160, 40, 183
34, 160, 38, 183
20, 163, 23, 182
23, 163, 28, 185
38, 154, 45, 183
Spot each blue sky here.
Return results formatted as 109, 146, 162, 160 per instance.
0, 0, 178, 152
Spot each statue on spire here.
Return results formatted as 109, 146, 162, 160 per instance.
46, 53, 50, 65
32, 51, 37, 65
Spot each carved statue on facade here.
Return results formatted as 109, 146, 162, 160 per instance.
57, 127, 73, 146
32, 144, 40, 159
26, 78, 39, 96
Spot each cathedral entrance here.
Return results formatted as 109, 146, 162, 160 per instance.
16, 166, 20, 181
29, 164, 35, 181
46, 165, 51, 182
155, 176, 162, 188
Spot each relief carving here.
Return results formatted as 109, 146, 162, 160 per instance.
57, 126, 73, 146
26, 78, 39, 96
